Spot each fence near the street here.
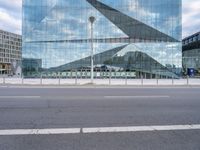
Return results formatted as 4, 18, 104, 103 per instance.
0, 77, 200, 86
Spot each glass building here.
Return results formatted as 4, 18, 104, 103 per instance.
22, 0, 182, 78
182, 32, 200, 76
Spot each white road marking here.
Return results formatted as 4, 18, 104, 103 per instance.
83, 124, 200, 133
0, 86, 7, 88
0, 96, 41, 99
0, 124, 200, 136
0, 128, 80, 136
104, 96, 170, 99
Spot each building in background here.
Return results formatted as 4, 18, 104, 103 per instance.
0, 29, 22, 76
182, 32, 200, 76
22, 58, 42, 77
23, 0, 182, 78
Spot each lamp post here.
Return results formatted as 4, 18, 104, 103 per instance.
89, 16, 95, 84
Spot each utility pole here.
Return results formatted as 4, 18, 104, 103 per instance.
89, 16, 95, 84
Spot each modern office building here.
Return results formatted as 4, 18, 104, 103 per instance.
0, 29, 22, 76
182, 32, 200, 76
23, 0, 182, 78
22, 58, 42, 77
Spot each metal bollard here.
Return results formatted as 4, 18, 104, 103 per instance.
125, 73, 127, 85
75, 71, 78, 85
58, 75, 61, 85
22, 76, 24, 84
187, 76, 189, 85
40, 75, 42, 85
141, 75, 143, 86
109, 70, 111, 85
3, 77, 5, 84
156, 77, 158, 85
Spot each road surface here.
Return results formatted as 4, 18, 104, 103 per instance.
0, 86, 200, 150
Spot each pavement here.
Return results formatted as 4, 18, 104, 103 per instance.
0, 86, 200, 150
1, 78, 200, 86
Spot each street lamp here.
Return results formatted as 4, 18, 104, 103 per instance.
89, 16, 95, 84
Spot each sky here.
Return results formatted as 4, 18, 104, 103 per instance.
0, 0, 199, 38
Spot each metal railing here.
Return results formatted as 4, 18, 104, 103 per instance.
0, 76, 199, 86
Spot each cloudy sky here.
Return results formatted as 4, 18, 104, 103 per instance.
0, 0, 199, 38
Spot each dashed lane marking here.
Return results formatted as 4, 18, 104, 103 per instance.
0, 96, 41, 99
0, 124, 200, 136
104, 96, 170, 99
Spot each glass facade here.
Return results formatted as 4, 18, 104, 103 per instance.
22, 0, 182, 78
182, 32, 200, 76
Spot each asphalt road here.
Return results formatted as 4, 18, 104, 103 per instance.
0, 86, 200, 150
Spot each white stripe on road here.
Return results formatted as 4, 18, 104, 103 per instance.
83, 124, 200, 133
0, 128, 80, 136
104, 96, 170, 99
0, 124, 200, 136
0, 95, 170, 99
0, 96, 41, 99
0, 86, 7, 88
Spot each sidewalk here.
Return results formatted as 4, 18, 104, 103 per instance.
1, 78, 200, 86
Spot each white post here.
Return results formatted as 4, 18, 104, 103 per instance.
125, 72, 127, 85
156, 75, 159, 85
22, 75, 24, 85
109, 69, 111, 85
58, 74, 61, 85
40, 75, 42, 85
3, 76, 5, 84
141, 75, 143, 86
75, 70, 78, 85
